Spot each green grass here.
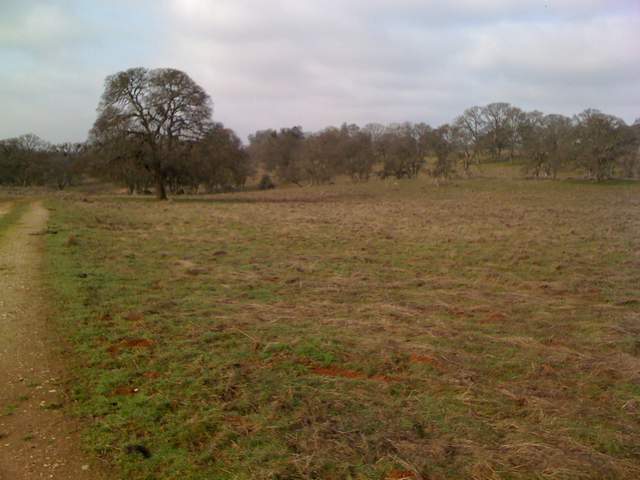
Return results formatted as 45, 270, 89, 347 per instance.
1, 404, 17, 417
43, 174, 640, 479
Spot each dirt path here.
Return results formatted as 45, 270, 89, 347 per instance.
0, 202, 104, 480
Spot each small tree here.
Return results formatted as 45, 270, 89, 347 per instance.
379, 123, 428, 179
249, 127, 305, 186
572, 110, 635, 181
193, 123, 253, 193
429, 125, 457, 180
298, 127, 343, 185
621, 118, 640, 178
454, 107, 487, 169
482, 102, 512, 161
48, 142, 84, 190
258, 174, 276, 190
339, 124, 374, 182
519, 112, 572, 179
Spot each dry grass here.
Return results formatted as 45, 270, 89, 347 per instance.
0, 202, 11, 216
44, 173, 640, 479
0, 201, 29, 237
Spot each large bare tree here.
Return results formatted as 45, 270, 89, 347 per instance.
482, 102, 512, 160
91, 67, 212, 199
453, 106, 485, 174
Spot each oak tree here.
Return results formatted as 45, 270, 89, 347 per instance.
92, 67, 213, 199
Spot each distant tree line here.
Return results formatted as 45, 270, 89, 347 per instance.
0, 133, 85, 189
1, 68, 639, 198
250, 105, 640, 186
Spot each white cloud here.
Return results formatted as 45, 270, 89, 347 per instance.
1, 0, 638, 142
0, 0, 163, 142
162, 0, 639, 138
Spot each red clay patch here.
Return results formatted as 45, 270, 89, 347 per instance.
539, 364, 556, 376
386, 470, 417, 480
106, 345, 119, 356
143, 371, 161, 379
123, 338, 155, 348
485, 312, 507, 322
410, 353, 445, 370
112, 385, 138, 396
124, 311, 144, 321
370, 374, 395, 383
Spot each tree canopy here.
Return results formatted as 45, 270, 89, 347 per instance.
91, 67, 213, 199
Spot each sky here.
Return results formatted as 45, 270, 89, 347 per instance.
1, 0, 639, 143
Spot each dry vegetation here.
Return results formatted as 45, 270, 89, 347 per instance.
0, 199, 27, 236
42, 173, 640, 479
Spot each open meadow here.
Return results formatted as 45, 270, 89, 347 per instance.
25, 173, 640, 479
3, 2, 640, 478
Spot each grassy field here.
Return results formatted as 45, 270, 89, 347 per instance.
42, 174, 640, 479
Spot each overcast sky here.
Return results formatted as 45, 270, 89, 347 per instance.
1, 0, 639, 143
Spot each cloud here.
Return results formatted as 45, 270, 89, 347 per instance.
0, 0, 638, 142
0, 0, 163, 142
0, 3, 79, 54
162, 0, 639, 138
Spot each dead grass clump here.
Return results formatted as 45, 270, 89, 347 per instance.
186, 267, 208, 276
107, 338, 155, 356
65, 234, 79, 246
124, 311, 144, 321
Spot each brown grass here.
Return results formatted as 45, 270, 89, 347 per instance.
44, 173, 640, 479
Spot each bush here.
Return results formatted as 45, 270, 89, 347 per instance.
258, 174, 276, 190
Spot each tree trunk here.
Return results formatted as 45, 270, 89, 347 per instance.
155, 173, 167, 200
